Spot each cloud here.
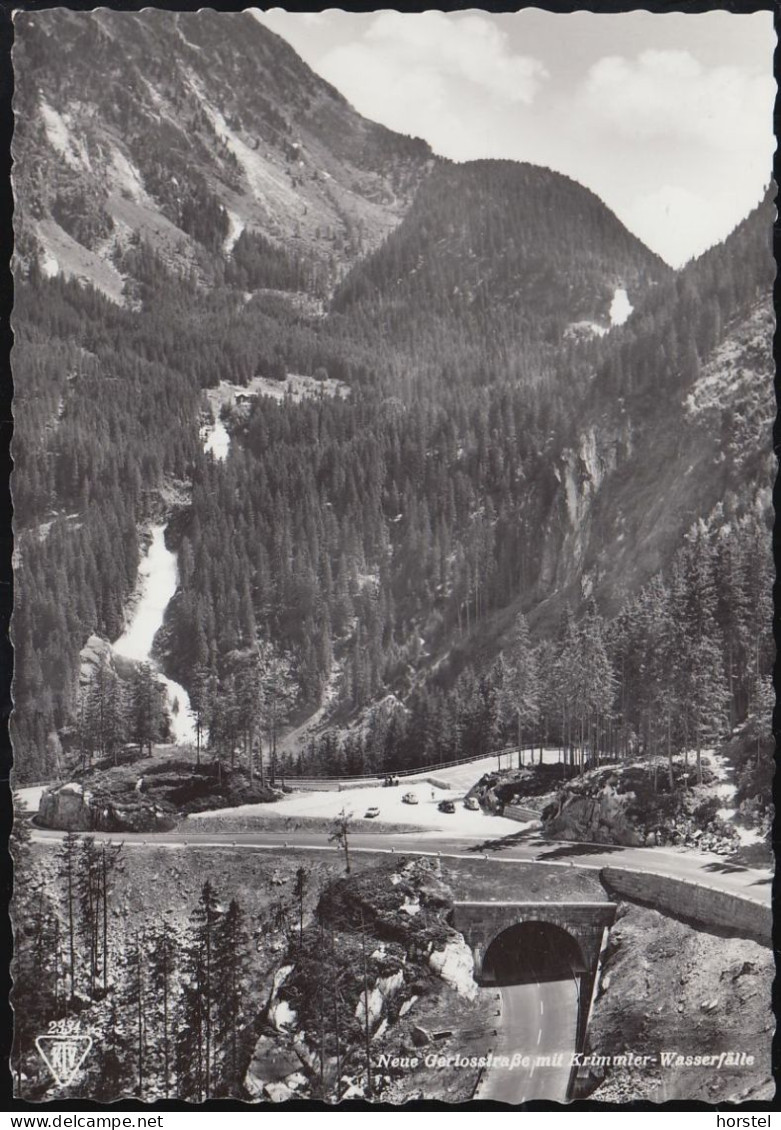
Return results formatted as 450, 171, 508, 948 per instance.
364, 12, 547, 105
316, 12, 547, 151
583, 49, 774, 155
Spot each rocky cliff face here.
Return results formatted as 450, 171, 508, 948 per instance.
543, 777, 647, 846
532, 297, 773, 627
585, 902, 773, 1102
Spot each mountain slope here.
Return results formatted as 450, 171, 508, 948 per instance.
9, 9, 774, 786
537, 193, 775, 619
13, 9, 433, 300
331, 159, 671, 355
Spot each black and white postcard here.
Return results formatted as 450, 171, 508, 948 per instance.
9, 5, 775, 1107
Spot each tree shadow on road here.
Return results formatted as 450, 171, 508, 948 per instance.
466, 833, 626, 858
535, 841, 624, 860
467, 828, 543, 853
701, 860, 748, 874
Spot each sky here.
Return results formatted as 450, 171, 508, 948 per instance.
255, 9, 775, 268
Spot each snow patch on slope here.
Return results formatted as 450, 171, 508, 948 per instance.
609, 286, 633, 326
40, 246, 59, 278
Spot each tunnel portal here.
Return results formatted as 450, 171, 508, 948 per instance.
481, 920, 586, 986
452, 901, 617, 1049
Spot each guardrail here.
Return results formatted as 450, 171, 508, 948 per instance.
16, 743, 541, 795
288, 745, 528, 784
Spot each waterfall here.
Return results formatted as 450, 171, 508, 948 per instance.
113, 525, 197, 746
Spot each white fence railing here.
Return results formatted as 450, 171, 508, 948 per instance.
287, 744, 529, 784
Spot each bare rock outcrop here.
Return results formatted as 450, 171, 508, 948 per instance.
38, 781, 175, 832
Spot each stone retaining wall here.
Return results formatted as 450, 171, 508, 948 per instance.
502, 804, 541, 822
601, 866, 771, 947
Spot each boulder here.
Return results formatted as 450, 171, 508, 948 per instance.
264, 1082, 293, 1103
37, 782, 175, 833
38, 782, 93, 831
543, 782, 644, 846
398, 995, 418, 1018
411, 1025, 431, 1047
269, 999, 297, 1033
377, 970, 405, 1000
429, 936, 477, 999
354, 985, 384, 1030
244, 1035, 301, 1096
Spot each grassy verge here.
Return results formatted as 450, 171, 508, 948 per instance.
179, 812, 427, 835
440, 857, 607, 903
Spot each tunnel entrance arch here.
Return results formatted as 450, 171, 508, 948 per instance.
481, 920, 586, 987
452, 901, 617, 1050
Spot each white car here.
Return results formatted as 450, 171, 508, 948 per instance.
402, 792, 419, 805
364, 806, 381, 819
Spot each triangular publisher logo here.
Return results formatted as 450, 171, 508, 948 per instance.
35, 1034, 93, 1087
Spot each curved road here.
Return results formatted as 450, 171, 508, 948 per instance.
26, 814, 769, 1104
27, 825, 771, 907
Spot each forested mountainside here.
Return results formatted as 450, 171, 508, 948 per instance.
11, 9, 774, 787
331, 159, 670, 362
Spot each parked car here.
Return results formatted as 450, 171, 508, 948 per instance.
463, 796, 480, 811
402, 792, 419, 805
364, 806, 381, 819
438, 799, 456, 814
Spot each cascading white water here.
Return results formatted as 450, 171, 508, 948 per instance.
113, 525, 197, 746
609, 286, 633, 326
112, 401, 233, 745
201, 418, 230, 461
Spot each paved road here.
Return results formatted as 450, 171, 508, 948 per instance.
27, 824, 771, 905
479, 977, 578, 1103
27, 815, 768, 1106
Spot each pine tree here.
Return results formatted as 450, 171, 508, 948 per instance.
329, 809, 352, 874
179, 881, 223, 1100
129, 663, 165, 756
147, 915, 179, 1099
213, 898, 249, 1096
83, 659, 125, 765
56, 831, 81, 1001
500, 614, 540, 765
124, 928, 148, 1098
11, 811, 61, 1090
